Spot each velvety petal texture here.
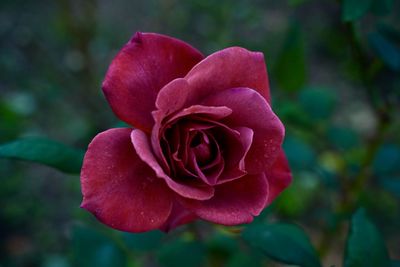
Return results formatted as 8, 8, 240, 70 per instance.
81, 128, 173, 232
81, 32, 292, 233
185, 47, 272, 104
265, 150, 293, 206
102, 32, 204, 132
202, 87, 284, 174
154, 47, 272, 118
159, 201, 198, 232
131, 129, 215, 200
178, 173, 269, 225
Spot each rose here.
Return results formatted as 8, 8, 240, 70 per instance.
80, 32, 292, 233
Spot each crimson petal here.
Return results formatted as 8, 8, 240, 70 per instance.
151, 105, 232, 175
265, 149, 292, 206
131, 129, 215, 200
202, 87, 284, 174
179, 173, 269, 225
216, 126, 253, 184
154, 47, 271, 120
185, 47, 271, 104
80, 128, 173, 233
102, 32, 204, 132
159, 201, 197, 232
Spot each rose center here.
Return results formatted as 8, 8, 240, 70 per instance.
190, 132, 212, 165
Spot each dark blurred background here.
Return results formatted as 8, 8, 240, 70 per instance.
1, 0, 399, 266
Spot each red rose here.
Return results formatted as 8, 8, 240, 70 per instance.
80, 32, 292, 233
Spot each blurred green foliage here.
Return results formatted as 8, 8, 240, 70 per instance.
0, 138, 84, 174
243, 223, 322, 267
1, 0, 400, 266
344, 209, 390, 267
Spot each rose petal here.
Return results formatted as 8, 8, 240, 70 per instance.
80, 128, 173, 233
179, 173, 269, 225
185, 132, 225, 185
159, 201, 197, 232
174, 120, 218, 166
155, 78, 191, 117
265, 150, 292, 206
186, 47, 271, 102
158, 105, 233, 124
151, 105, 232, 174
154, 47, 271, 117
173, 154, 198, 178
216, 126, 253, 184
131, 129, 215, 200
171, 121, 252, 185
202, 87, 284, 174
102, 32, 204, 132
188, 149, 222, 186
201, 134, 223, 171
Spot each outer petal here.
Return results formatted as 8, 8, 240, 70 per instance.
131, 129, 215, 200
159, 201, 197, 232
185, 47, 271, 103
80, 128, 173, 233
154, 47, 271, 118
102, 32, 204, 132
202, 87, 284, 174
178, 173, 269, 225
265, 150, 292, 206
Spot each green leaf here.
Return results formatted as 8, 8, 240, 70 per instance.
298, 87, 337, 121
342, 0, 373, 22
242, 223, 322, 267
70, 225, 126, 267
0, 137, 84, 174
369, 32, 400, 71
274, 23, 307, 92
157, 238, 206, 267
344, 209, 390, 267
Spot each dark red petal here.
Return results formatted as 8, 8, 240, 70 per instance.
158, 105, 233, 124
159, 201, 197, 232
151, 105, 232, 174
155, 78, 191, 117
188, 150, 219, 185
131, 129, 215, 200
153, 48, 271, 118
216, 127, 253, 184
80, 128, 173, 233
192, 143, 211, 165
201, 133, 223, 171
102, 32, 204, 132
185, 47, 271, 104
202, 87, 284, 174
179, 173, 269, 225
265, 150, 292, 206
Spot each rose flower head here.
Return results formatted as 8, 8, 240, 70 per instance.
80, 32, 292, 233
